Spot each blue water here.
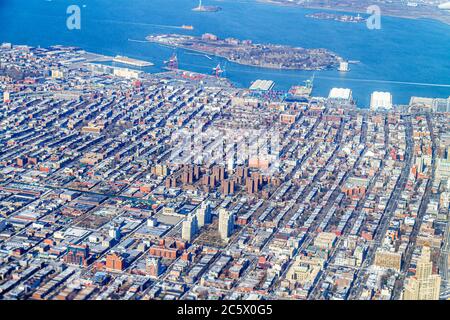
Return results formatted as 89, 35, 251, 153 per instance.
1, 0, 450, 106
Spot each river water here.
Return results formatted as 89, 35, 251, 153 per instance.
1, 0, 450, 106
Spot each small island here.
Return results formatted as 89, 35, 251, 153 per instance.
146, 33, 342, 71
192, 0, 221, 12
306, 12, 366, 23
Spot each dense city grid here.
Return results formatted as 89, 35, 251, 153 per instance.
0, 44, 449, 300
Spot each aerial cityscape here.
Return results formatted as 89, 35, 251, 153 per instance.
0, 0, 449, 304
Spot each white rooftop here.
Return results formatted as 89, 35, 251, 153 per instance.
249, 80, 275, 91
370, 91, 393, 110
328, 88, 352, 100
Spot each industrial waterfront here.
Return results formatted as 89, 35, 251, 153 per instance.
1, 0, 450, 106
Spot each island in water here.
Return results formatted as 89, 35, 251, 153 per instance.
192, 0, 221, 12
146, 33, 343, 71
260, 0, 450, 26
306, 12, 366, 23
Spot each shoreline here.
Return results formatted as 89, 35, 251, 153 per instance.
256, 0, 450, 26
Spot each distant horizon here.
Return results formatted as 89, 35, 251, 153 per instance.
0, 0, 450, 105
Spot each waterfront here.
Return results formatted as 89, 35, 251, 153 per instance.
1, 0, 450, 106
1, 0, 450, 301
